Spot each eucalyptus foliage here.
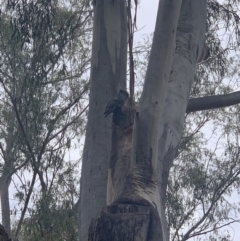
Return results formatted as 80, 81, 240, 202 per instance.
0, 0, 92, 239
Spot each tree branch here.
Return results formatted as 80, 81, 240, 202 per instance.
181, 167, 240, 241
14, 170, 37, 239
190, 219, 240, 239
0, 77, 47, 192
187, 90, 240, 113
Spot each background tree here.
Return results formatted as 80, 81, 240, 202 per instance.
0, 0, 92, 239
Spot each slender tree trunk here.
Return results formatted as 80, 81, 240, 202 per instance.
0, 175, 11, 235
0, 107, 16, 236
78, 1, 127, 240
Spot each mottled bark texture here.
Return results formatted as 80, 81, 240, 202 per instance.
78, 0, 127, 240
122, 1, 182, 240
157, 0, 207, 212
107, 103, 135, 204
89, 204, 150, 241
89, 0, 182, 241
82, 0, 207, 241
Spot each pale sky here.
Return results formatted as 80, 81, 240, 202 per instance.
135, 0, 159, 37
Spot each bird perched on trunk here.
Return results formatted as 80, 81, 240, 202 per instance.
104, 89, 129, 118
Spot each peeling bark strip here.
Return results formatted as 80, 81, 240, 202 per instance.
123, 1, 182, 240
88, 204, 150, 241
107, 105, 135, 204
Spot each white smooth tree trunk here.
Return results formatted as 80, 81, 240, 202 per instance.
157, 0, 207, 208
78, 1, 127, 240
117, 1, 182, 240
80, 0, 207, 241
0, 108, 16, 235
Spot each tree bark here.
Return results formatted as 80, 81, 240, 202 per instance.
0, 175, 11, 235
89, 204, 150, 241
78, 1, 127, 240
84, 1, 209, 241
0, 107, 16, 236
157, 0, 207, 211
124, 1, 182, 240
89, 1, 182, 241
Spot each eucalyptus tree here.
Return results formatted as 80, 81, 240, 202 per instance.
0, 0, 92, 238
79, 0, 240, 241
15, 160, 80, 241
165, 1, 240, 239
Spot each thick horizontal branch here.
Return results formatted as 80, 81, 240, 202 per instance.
187, 90, 240, 113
